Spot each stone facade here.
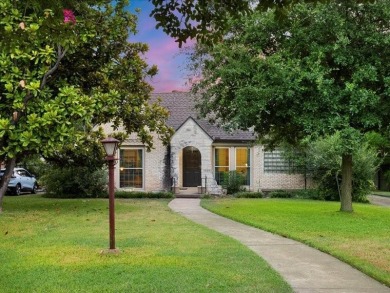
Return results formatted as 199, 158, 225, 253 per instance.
170, 118, 221, 194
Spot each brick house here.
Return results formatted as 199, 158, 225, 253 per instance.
103, 92, 310, 195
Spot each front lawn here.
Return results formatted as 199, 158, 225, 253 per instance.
0, 195, 291, 293
201, 198, 390, 287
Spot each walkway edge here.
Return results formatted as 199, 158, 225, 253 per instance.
169, 198, 390, 293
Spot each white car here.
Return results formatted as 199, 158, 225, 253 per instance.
0, 168, 38, 195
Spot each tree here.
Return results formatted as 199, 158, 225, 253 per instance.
150, 0, 374, 46
0, 0, 172, 212
191, 0, 390, 212
283, 133, 381, 202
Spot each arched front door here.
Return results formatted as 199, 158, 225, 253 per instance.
183, 146, 201, 187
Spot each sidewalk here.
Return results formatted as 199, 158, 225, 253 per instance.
169, 198, 390, 293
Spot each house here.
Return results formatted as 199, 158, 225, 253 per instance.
103, 92, 310, 195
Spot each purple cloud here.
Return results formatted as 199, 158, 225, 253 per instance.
128, 0, 194, 93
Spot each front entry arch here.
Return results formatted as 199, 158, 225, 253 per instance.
183, 146, 201, 187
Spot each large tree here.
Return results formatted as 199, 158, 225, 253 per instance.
150, 0, 375, 46
191, 0, 390, 212
0, 0, 172, 211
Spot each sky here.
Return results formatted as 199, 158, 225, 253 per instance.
127, 0, 193, 93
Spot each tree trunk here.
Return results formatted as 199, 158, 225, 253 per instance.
0, 157, 17, 213
340, 154, 353, 212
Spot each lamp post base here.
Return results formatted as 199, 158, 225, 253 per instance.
100, 248, 121, 255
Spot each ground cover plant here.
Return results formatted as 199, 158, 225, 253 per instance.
114, 191, 174, 199
0, 195, 291, 293
201, 198, 390, 287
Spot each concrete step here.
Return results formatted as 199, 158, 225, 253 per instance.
175, 193, 201, 198
177, 187, 199, 195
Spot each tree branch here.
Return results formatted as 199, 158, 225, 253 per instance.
22, 45, 67, 108
40, 45, 67, 90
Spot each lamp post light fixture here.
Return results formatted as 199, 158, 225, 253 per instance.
101, 137, 120, 252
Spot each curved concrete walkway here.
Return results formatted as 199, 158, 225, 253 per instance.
169, 198, 390, 293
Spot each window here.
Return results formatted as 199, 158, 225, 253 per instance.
236, 148, 250, 185
214, 148, 229, 185
120, 149, 143, 188
17, 170, 27, 176
264, 149, 298, 173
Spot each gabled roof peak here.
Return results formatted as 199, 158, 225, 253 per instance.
152, 92, 255, 142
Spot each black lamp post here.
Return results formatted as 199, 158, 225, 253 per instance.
101, 137, 120, 252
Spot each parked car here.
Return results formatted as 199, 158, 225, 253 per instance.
0, 168, 38, 195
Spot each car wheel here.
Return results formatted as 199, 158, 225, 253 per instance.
31, 183, 37, 194
14, 184, 21, 196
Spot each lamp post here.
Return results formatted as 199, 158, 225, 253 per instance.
101, 137, 120, 252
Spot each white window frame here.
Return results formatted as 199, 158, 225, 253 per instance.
235, 147, 251, 186
119, 148, 144, 189
214, 147, 230, 185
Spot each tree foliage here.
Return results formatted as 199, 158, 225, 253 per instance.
150, 0, 376, 46
191, 0, 390, 211
0, 0, 173, 211
284, 134, 381, 202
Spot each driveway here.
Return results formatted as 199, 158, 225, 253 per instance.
369, 195, 390, 207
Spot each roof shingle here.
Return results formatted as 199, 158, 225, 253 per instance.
152, 92, 255, 142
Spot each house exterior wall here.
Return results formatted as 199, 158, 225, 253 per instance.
101, 124, 169, 192
252, 146, 313, 191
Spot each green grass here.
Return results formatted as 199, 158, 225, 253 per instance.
201, 198, 390, 287
372, 191, 390, 198
0, 195, 291, 293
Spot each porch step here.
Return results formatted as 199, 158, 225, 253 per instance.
177, 187, 199, 195
175, 193, 201, 198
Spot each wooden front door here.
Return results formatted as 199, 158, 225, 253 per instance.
183, 147, 201, 187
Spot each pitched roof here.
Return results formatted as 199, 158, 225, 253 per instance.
152, 92, 255, 142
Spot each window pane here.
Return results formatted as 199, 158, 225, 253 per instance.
215, 167, 229, 185
120, 149, 142, 168
120, 169, 143, 188
236, 148, 250, 185
215, 148, 229, 167
120, 149, 143, 188
264, 149, 302, 173
236, 166, 250, 185
236, 148, 250, 167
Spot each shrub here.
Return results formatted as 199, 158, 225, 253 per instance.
284, 133, 380, 202
234, 191, 263, 198
114, 191, 174, 199
266, 189, 322, 200
222, 171, 246, 194
291, 189, 322, 200
269, 190, 294, 198
306, 134, 380, 203
42, 166, 107, 198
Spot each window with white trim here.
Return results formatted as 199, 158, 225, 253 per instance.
120, 148, 143, 188
214, 148, 229, 185
236, 148, 250, 185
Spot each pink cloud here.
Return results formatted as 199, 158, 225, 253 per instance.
144, 38, 195, 93
128, 1, 196, 93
